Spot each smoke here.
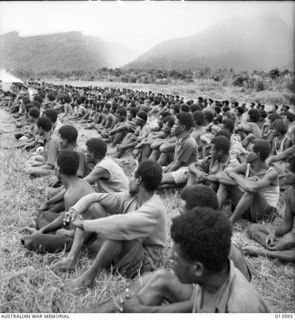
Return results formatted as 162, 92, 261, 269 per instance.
0, 69, 22, 83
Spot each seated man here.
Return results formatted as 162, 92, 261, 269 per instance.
243, 155, 295, 263
83, 138, 129, 193
113, 111, 148, 158
26, 116, 59, 177
187, 135, 239, 189
51, 160, 167, 295
21, 150, 96, 253
161, 112, 198, 187
135, 115, 175, 161
93, 206, 268, 313
217, 139, 279, 225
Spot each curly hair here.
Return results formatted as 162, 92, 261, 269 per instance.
44, 109, 58, 124
37, 116, 52, 132
117, 107, 127, 117
248, 109, 261, 123
222, 119, 234, 134
273, 119, 288, 135
171, 207, 232, 272
211, 135, 231, 154
180, 104, 189, 113
135, 160, 162, 192
215, 129, 231, 141
57, 150, 79, 176
253, 139, 271, 161
180, 185, 218, 210
86, 138, 107, 159
193, 110, 205, 126
163, 115, 175, 128
176, 112, 194, 131
28, 107, 40, 119
203, 110, 214, 123
58, 125, 78, 144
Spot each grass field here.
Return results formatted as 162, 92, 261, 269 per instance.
0, 96, 294, 313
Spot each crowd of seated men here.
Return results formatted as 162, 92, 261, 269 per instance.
1, 80, 295, 313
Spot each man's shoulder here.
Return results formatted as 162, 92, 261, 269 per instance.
227, 266, 270, 312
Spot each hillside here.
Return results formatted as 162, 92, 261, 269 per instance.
124, 15, 294, 71
0, 31, 137, 72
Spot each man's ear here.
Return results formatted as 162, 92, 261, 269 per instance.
137, 176, 142, 185
193, 261, 204, 278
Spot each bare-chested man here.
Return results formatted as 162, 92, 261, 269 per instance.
21, 150, 104, 253
243, 155, 295, 263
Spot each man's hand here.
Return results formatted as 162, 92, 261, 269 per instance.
265, 157, 273, 166
63, 208, 84, 230
265, 233, 277, 249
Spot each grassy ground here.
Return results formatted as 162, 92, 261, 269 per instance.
0, 108, 294, 313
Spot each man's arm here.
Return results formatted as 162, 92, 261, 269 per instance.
120, 296, 193, 313
266, 145, 295, 164
273, 188, 294, 237
165, 159, 183, 173
84, 167, 110, 185
80, 204, 163, 241
228, 169, 277, 193
38, 213, 65, 234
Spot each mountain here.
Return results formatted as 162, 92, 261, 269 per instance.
0, 31, 137, 72
124, 15, 294, 71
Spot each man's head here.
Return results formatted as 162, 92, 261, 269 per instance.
222, 119, 234, 135
211, 136, 231, 161
273, 119, 287, 136
37, 116, 52, 135
193, 110, 205, 126
28, 107, 40, 122
170, 207, 232, 283
129, 160, 162, 196
44, 109, 58, 124
136, 111, 148, 126
58, 125, 78, 148
172, 112, 194, 137
57, 150, 80, 178
246, 139, 270, 164
85, 138, 107, 164
247, 109, 260, 123
179, 185, 218, 215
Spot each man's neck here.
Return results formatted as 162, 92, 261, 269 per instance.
177, 131, 189, 140
61, 175, 80, 189
43, 131, 51, 141
252, 160, 267, 172
199, 263, 230, 294
136, 188, 155, 207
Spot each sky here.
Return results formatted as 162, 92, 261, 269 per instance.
0, 1, 294, 55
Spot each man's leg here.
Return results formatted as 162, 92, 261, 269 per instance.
230, 191, 255, 225
27, 167, 53, 177
51, 202, 108, 272
66, 239, 125, 294
246, 223, 273, 247
243, 247, 295, 263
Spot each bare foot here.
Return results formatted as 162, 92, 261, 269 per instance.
242, 245, 265, 257
51, 258, 76, 272
64, 276, 91, 295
